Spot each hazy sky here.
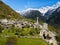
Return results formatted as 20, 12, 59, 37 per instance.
2, 0, 60, 11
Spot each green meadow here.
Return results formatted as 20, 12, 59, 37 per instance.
17, 38, 48, 45
0, 37, 48, 45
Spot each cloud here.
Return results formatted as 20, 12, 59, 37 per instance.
16, 10, 21, 13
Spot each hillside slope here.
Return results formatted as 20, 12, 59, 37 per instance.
47, 7, 60, 30
46, 7, 60, 45
0, 1, 23, 19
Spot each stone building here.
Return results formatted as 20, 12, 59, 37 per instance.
39, 23, 58, 45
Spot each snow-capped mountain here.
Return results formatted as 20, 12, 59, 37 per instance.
20, 8, 38, 16
53, 2, 60, 9
21, 9, 42, 19
44, 2, 60, 19
46, 7, 60, 28
39, 6, 53, 15
39, 2, 60, 15
16, 2, 60, 17
21, 9, 46, 21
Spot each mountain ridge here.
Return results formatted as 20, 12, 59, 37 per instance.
18, 2, 60, 16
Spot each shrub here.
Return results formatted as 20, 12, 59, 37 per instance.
6, 37, 17, 45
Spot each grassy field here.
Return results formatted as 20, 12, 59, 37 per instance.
0, 37, 48, 45
0, 37, 7, 45
17, 38, 48, 45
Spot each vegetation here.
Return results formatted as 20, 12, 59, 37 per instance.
0, 27, 40, 36
0, 24, 48, 45
0, 0, 60, 45
0, 1, 24, 19
17, 38, 48, 45
0, 37, 48, 45
0, 37, 6, 45
48, 24, 60, 45
6, 37, 17, 45
46, 7, 60, 44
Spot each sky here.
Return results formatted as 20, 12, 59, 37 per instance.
2, 0, 60, 11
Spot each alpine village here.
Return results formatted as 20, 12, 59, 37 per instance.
0, 0, 60, 45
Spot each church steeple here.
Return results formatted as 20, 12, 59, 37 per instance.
37, 17, 39, 24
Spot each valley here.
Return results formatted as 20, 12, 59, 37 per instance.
0, 0, 60, 45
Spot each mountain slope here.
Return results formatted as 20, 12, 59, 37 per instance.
47, 7, 60, 29
22, 10, 42, 19
21, 9, 46, 22
44, 2, 60, 18
47, 7, 60, 44
0, 1, 23, 19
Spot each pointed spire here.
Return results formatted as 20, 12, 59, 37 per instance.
37, 17, 39, 24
